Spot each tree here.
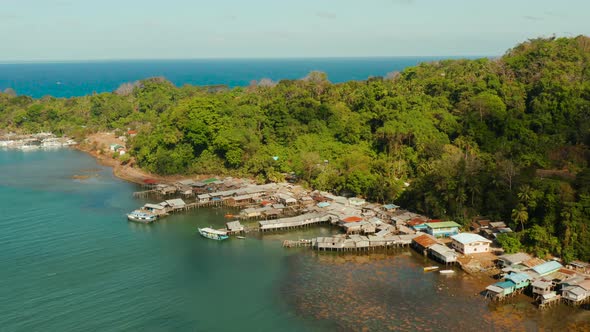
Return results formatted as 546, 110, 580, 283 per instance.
511, 204, 529, 231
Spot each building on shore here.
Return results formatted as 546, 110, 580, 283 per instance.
411, 233, 439, 255
425, 221, 461, 238
428, 244, 459, 264
450, 233, 492, 254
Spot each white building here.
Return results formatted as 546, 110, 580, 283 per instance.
450, 233, 492, 254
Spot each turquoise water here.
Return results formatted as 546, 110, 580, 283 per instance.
0, 149, 335, 331
0, 57, 468, 98
1, 150, 589, 331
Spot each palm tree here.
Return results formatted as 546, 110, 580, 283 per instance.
511, 204, 529, 232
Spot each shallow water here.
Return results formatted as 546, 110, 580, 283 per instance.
0, 149, 588, 331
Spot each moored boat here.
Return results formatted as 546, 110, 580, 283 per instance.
439, 269, 455, 274
236, 236, 246, 239
198, 227, 229, 241
424, 266, 439, 272
127, 210, 157, 223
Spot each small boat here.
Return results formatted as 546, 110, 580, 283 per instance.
439, 269, 455, 274
236, 236, 246, 239
424, 266, 439, 272
127, 210, 157, 223
224, 214, 234, 219
198, 227, 229, 241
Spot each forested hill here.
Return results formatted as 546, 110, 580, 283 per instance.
1, 36, 590, 261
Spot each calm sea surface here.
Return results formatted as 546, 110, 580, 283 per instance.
0, 58, 464, 98
1, 149, 589, 331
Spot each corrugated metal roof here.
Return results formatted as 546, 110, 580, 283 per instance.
495, 280, 516, 289
342, 216, 363, 223
506, 272, 530, 284
532, 261, 563, 276
451, 233, 491, 244
425, 221, 461, 229
412, 234, 439, 248
498, 253, 532, 265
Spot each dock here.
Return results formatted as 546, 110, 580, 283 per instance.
259, 213, 331, 232
310, 233, 418, 252
282, 239, 313, 248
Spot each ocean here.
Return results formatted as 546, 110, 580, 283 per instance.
0, 57, 461, 98
1, 149, 589, 331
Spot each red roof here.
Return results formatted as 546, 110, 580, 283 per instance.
429, 219, 442, 223
143, 179, 158, 184
261, 200, 272, 206
407, 218, 427, 227
342, 216, 363, 223
412, 234, 439, 248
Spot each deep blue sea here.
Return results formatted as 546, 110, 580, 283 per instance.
0, 57, 463, 98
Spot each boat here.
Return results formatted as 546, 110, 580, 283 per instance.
236, 236, 246, 239
198, 227, 229, 241
127, 210, 157, 223
439, 269, 455, 274
224, 214, 234, 219
424, 266, 439, 272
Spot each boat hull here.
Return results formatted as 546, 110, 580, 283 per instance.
198, 228, 229, 241
127, 211, 157, 223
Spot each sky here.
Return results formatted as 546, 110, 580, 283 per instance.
1, 0, 589, 61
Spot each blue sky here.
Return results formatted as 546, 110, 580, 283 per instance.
1, 0, 589, 61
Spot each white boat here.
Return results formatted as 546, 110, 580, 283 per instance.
424, 266, 439, 272
127, 210, 157, 223
236, 236, 246, 239
198, 227, 229, 241
439, 269, 455, 274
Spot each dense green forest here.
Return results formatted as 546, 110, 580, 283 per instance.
1, 36, 590, 261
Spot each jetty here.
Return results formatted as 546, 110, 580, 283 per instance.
311, 233, 418, 252
259, 213, 331, 232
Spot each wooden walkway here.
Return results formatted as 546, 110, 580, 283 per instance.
259, 213, 331, 232
283, 239, 313, 248
311, 234, 418, 252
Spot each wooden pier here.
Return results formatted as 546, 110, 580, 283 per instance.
311, 234, 418, 252
283, 239, 313, 248
259, 213, 331, 232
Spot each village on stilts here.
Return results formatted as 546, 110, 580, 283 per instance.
127, 176, 590, 310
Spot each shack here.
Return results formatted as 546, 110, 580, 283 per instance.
226, 221, 244, 234
411, 233, 439, 255
486, 280, 516, 300
429, 244, 459, 264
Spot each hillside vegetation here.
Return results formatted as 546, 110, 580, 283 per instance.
1, 36, 590, 261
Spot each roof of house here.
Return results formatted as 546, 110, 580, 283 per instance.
226, 221, 243, 230
144, 203, 164, 210
407, 218, 428, 227
383, 204, 400, 210
495, 280, 516, 289
429, 244, 458, 257
564, 286, 587, 296
165, 198, 186, 207
425, 221, 461, 229
532, 261, 563, 276
532, 280, 553, 289
523, 257, 546, 268
342, 216, 363, 223
506, 272, 531, 284
498, 252, 532, 265
578, 279, 590, 291
412, 234, 439, 248
451, 233, 492, 244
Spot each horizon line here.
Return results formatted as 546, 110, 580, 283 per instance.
0, 54, 497, 65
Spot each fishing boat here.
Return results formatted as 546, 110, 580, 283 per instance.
198, 227, 229, 241
439, 269, 455, 274
127, 210, 157, 223
424, 266, 439, 272
236, 236, 246, 239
